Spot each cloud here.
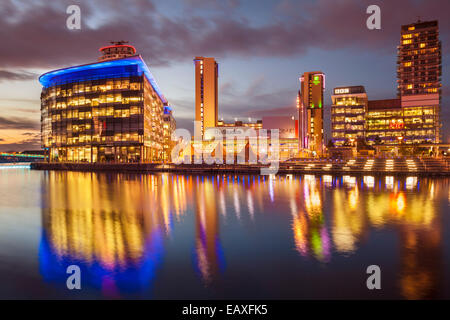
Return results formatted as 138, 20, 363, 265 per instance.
0, 136, 41, 152
0, 117, 40, 130
245, 76, 265, 97
14, 108, 40, 114
0, 0, 449, 69
21, 132, 39, 137
0, 70, 37, 81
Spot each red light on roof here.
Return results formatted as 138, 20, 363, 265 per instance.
99, 45, 136, 54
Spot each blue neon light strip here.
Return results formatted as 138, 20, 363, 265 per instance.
39, 55, 167, 104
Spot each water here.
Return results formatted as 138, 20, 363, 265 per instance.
0, 166, 449, 299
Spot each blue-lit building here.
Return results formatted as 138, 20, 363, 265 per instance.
39, 42, 175, 163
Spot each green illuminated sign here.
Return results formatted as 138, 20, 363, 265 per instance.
313, 75, 320, 85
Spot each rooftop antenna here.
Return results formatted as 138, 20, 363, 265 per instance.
110, 40, 129, 45
417, 16, 421, 23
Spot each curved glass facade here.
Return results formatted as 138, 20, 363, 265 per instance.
40, 56, 168, 163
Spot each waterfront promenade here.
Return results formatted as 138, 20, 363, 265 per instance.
31, 157, 450, 176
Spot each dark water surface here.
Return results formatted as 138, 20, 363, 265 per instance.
0, 165, 449, 299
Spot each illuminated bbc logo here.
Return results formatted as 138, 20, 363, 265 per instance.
334, 88, 350, 94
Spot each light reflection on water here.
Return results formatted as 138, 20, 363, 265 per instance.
0, 167, 449, 299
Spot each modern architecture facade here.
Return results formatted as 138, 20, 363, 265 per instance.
194, 57, 218, 138
163, 106, 176, 162
40, 43, 174, 163
366, 99, 404, 145
298, 71, 325, 156
331, 86, 367, 146
262, 116, 299, 160
397, 20, 441, 143
217, 119, 262, 130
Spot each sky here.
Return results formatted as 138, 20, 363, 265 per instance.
0, 0, 449, 151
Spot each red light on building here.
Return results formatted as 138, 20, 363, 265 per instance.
389, 121, 404, 129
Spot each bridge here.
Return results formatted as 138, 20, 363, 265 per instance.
0, 153, 46, 163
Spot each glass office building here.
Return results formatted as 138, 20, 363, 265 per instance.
366, 99, 404, 144
40, 44, 173, 163
397, 20, 441, 143
331, 86, 367, 146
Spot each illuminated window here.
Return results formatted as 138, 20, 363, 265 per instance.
408, 26, 415, 31
403, 62, 412, 67
407, 84, 413, 89
420, 43, 426, 48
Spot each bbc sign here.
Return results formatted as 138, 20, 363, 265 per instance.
333, 86, 365, 95
334, 88, 350, 94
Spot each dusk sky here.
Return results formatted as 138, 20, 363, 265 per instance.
0, 0, 448, 151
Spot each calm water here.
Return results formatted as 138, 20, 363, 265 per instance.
0, 165, 449, 299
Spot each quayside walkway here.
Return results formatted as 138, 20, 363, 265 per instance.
31, 157, 450, 176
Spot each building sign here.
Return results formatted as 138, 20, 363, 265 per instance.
333, 86, 365, 95
389, 120, 404, 129
313, 75, 321, 86
334, 88, 350, 94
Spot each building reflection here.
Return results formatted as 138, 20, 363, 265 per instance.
193, 176, 225, 286
39, 171, 188, 297
38, 171, 445, 299
397, 180, 443, 300
292, 175, 331, 262
288, 175, 443, 299
332, 184, 367, 254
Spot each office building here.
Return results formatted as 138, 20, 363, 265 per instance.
163, 106, 176, 162
298, 71, 325, 156
40, 43, 173, 162
217, 119, 262, 130
397, 19, 441, 143
331, 86, 367, 146
366, 99, 404, 144
262, 116, 299, 160
194, 57, 218, 138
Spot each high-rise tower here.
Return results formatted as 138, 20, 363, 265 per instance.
397, 20, 441, 143
194, 57, 218, 138
298, 72, 325, 156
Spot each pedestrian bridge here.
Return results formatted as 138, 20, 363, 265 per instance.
0, 153, 45, 163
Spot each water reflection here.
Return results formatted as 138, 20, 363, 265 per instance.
39, 172, 167, 297
194, 176, 225, 285
37, 171, 449, 299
